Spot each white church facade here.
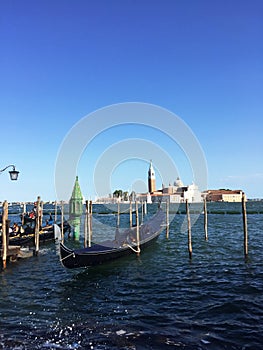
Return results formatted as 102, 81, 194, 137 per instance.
137, 161, 203, 203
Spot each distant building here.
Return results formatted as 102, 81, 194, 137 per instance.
205, 189, 245, 202
148, 160, 156, 193
138, 161, 202, 203
95, 197, 117, 204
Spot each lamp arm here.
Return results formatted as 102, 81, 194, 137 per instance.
0, 165, 16, 173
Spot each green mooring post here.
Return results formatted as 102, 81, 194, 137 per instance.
69, 176, 83, 240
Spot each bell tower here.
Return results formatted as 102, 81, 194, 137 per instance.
148, 160, 156, 193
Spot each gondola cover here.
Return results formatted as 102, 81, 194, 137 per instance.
60, 209, 165, 269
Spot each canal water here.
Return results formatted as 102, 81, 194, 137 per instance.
0, 202, 263, 349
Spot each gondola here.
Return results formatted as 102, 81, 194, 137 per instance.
0, 222, 71, 247
5, 225, 56, 246
60, 209, 166, 269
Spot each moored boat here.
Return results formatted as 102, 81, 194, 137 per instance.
60, 208, 165, 269
0, 222, 71, 247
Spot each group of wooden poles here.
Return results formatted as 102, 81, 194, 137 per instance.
1, 197, 45, 268
1, 193, 249, 268
83, 200, 147, 253
28, 197, 66, 254
1, 196, 67, 269
83, 195, 249, 261
184, 192, 249, 260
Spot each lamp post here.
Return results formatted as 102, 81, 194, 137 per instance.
0, 165, 19, 180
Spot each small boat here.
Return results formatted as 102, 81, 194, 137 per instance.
60, 209, 165, 269
6, 225, 56, 246
0, 222, 71, 247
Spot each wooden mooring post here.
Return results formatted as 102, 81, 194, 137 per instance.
2, 201, 9, 269
242, 192, 248, 259
40, 200, 44, 228
34, 196, 41, 255
129, 200, 133, 228
135, 201, 140, 256
186, 199, 192, 259
84, 200, 88, 248
84, 200, 92, 248
60, 201, 64, 243
54, 201, 57, 224
89, 200, 93, 239
117, 201, 120, 228
204, 197, 208, 241
166, 199, 169, 239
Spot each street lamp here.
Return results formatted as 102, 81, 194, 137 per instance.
0, 165, 20, 180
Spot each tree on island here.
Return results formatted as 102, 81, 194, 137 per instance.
113, 190, 130, 201
123, 191, 129, 201
113, 190, 123, 199
129, 191, 136, 202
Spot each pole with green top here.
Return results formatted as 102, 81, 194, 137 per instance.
69, 176, 84, 240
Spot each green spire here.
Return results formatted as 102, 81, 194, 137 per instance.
69, 176, 83, 217
70, 176, 83, 201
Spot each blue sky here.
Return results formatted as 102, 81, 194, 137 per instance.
0, 0, 262, 202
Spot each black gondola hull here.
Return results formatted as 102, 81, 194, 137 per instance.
60, 209, 165, 269
60, 234, 161, 269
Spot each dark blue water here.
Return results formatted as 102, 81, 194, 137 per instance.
0, 202, 263, 349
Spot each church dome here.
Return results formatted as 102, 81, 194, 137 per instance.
174, 177, 183, 187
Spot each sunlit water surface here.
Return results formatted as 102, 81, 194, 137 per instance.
0, 202, 262, 349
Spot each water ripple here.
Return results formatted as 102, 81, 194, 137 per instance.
0, 206, 263, 349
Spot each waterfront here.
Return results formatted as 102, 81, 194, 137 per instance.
0, 202, 263, 349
